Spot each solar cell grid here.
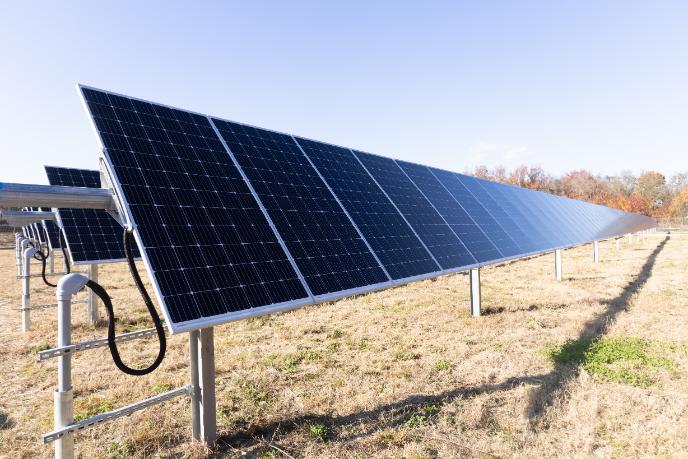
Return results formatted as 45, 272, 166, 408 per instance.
81, 88, 309, 327
476, 179, 558, 250
396, 160, 502, 263
294, 137, 440, 280
45, 166, 136, 263
454, 174, 540, 254
353, 150, 474, 271
430, 169, 522, 258
211, 119, 389, 297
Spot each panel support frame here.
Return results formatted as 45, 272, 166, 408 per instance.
554, 249, 562, 281
470, 268, 481, 317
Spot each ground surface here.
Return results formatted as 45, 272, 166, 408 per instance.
0, 232, 686, 458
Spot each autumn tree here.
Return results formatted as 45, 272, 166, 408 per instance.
636, 171, 669, 209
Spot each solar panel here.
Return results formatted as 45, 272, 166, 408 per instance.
210, 119, 390, 297
79, 85, 656, 333
353, 150, 475, 271
42, 216, 62, 250
453, 174, 541, 254
473, 178, 557, 251
430, 169, 522, 258
396, 161, 502, 263
44, 166, 137, 264
81, 87, 310, 328
292, 138, 439, 281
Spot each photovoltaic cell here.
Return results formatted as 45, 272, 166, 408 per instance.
396, 161, 502, 263
353, 150, 475, 270
211, 119, 389, 296
294, 137, 439, 280
454, 174, 540, 254
430, 169, 522, 258
475, 178, 557, 251
81, 88, 309, 327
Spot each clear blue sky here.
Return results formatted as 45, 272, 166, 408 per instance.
1, 1, 686, 185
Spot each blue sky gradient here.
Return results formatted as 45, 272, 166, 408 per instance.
1, 1, 687, 184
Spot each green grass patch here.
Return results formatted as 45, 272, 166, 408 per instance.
544, 336, 682, 388
74, 401, 115, 422
30, 343, 50, 354
309, 422, 329, 442
434, 359, 451, 371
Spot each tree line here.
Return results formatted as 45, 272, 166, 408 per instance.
471, 165, 688, 224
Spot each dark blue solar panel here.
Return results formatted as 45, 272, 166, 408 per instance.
294, 137, 439, 280
211, 119, 389, 296
353, 151, 475, 271
81, 87, 309, 328
430, 169, 521, 258
475, 179, 558, 251
42, 218, 62, 250
454, 174, 540, 254
44, 166, 140, 263
396, 161, 502, 263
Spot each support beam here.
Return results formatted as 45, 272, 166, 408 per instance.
593, 240, 600, 263
54, 274, 88, 459
196, 327, 216, 446
15, 234, 23, 277
470, 268, 481, 317
554, 249, 562, 281
0, 182, 115, 210
49, 250, 55, 275
189, 330, 201, 441
86, 264, 99, 324
22, 246, 39, 332
616, 238, 620, 251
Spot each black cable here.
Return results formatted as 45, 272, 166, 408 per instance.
33, 250, 57, 288
84, 229, 166, 376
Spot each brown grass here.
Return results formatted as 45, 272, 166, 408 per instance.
0, 233, 686, 458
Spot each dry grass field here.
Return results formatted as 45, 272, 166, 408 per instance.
0, 232, 686, 458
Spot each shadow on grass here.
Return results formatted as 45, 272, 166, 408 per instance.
213, 373, 547, 457
211, 237, 668, 455
526, 236, 669, 423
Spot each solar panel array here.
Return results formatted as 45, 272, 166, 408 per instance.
80, 86, 656, 333
44, 166, 137, 264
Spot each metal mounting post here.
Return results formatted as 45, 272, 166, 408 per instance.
470, 268, 481, 317
628, 234, 632, 245
615, 238, 620, 251
193, 327, 216, 446
54, 274, 89, 459
86, 264, 99, 324
593, 240, 600, 263
189, 330, 200, 441
22, 246, 39, 332
15, 234, 23, 277
554, 249, 562, 281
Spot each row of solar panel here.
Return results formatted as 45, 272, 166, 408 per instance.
80, 86, 655, 331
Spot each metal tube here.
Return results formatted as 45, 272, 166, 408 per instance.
15, 234, 23, 276
86, 264, 99, 323
189, 330, 201, 441
54, 274, 88, 459
470, 268, 481, 317
554, 249, 562, 281
0, 183, 115, 210
22, 247, 38, 332
198, 328, 217, 446
49, 251, 55, 274
593, 240, 600, 263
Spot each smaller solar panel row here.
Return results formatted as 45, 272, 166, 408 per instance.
44, 166, 139, 265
